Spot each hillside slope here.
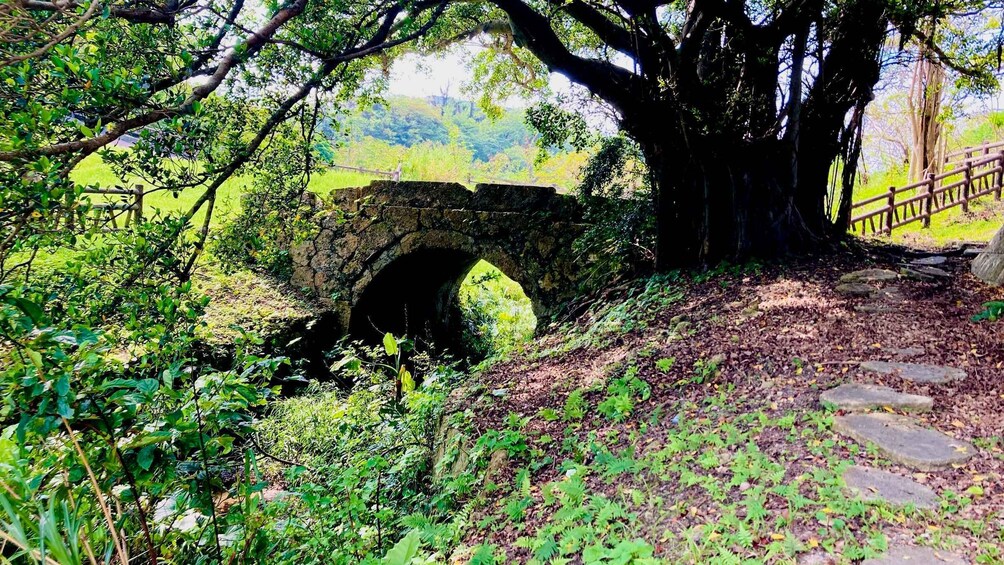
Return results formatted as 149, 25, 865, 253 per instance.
442, 246, 1004, 563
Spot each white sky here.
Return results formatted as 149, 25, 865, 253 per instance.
386, 48, 574, 101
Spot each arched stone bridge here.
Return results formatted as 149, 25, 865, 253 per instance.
290, 181, 587, 345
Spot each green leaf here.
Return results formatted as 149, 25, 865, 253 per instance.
400, 368, 415, 393
383, 529, 421, 565
137, 445, 156, 471
534, 536, 559, 562
383, 333, 398, 356
8, 297, 44, 325
54, 375, 70, 396
26, 349, 43, 372
136, 379, 159, 395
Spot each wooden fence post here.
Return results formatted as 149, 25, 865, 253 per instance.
962, 161, 972, 213
923, 173, 934, 228
885, 186, 896, 234
991, 152, 999, 200
393, 162, 402, 182
132, 185, 144, 225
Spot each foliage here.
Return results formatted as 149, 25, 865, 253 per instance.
212, 105, 323, 278
458, 262, 536, 360
338, 95, 536, 163
0, 254, 284, 562
972, 301, 1004, 322
572, 136, 656, 291
247, 339, 497, 562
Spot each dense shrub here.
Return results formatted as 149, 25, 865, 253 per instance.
247, 338, 483, 563
574, 136, 657, 291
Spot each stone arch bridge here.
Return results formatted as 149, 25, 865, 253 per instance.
290, 181, 588, 345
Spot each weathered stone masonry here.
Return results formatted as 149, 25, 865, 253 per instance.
290, 181, 587, 342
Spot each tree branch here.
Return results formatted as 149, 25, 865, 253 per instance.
19, 0, 189, 24
490, 0, 643, 115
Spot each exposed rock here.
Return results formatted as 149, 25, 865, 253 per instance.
861, 545, 968, 564
484, 450, 510, 485
903, 265, 952, 281
833, 413, 975, 470
842, 465, 939, 509
972, 222, 1004, 285
840, 269, 900, 283
797, 552, 838, 565
820, 383, 932, 413
859, 361, 966, 384
836, 282, 878, 297
909, 255, 947, 266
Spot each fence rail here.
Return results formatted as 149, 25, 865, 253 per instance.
71, 185, 144, 231
850, 141, 1004, 235
329, 162, 402, 181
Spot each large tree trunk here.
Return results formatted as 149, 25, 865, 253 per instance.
641, 130, 829, 269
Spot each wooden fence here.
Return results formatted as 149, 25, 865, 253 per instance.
73, 185, 144, 230
330, 162, 402, 181
850, 141, 1004, 235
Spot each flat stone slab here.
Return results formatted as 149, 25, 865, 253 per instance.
903, 265, 951, 281
909, 256, 947, 266
842, 465, 939, 509
862, 545, 968, 564
833, 413, 975, 470
821, 383, 932, 413
836, 282, 877, 297
840, 269, 899, 283
859, 361, 966, 384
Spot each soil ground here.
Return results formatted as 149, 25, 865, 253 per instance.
451, 243, 1004, 564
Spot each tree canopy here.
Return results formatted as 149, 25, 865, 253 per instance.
4, 0, 1002, 280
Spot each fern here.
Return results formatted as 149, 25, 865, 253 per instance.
533, 535, 560, 562
563, 389, 587, 421
469, 543, 497, 565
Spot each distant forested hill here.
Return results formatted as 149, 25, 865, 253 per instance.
328, 96, 536, 162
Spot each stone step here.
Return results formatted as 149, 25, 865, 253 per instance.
840, 268, 899, 283
859, 361, 966, 384
842, 465, 938, 509
833, 413, 975, 471
862, 544, 968, 564
909, 255, 947, 266
820, 383, 932, 413
836, 282, 877, 297
903, 265, 952, 281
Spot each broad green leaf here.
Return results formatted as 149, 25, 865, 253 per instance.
400, 368, 415, 393
383, 529, 421, 565
383, 333, 398, 356
137, 445, 156, 471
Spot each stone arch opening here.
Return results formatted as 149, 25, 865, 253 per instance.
348, 247, 537, 356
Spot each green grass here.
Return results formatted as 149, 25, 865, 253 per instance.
70, 153, 373, 228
